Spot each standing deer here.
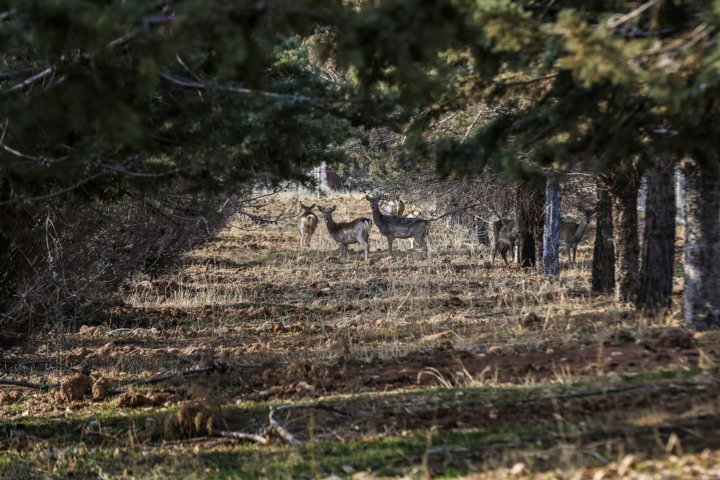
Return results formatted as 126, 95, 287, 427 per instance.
317, 206, 372, 261
491, 218, 528, 267
298, 203, 318, 247
559, 208, 595, 265
366, 195, 430, 254
380, 196, 405, 216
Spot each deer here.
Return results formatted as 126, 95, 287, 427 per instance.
380, 196, 405, 216
317, 205, 372, 261
298, 202, 318, 247
559, 207, 595, 265
366, 195, 430, 254
491, 218, 528, 267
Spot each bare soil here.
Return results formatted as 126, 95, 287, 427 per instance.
0, 194, 716, 479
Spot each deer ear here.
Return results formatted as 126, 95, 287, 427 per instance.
365, 195, 370, 200
299, 202, 306, 208
310, 203, 315, 209
331, 206, 337, 212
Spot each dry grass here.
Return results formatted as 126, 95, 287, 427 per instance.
0, 192, 716, 479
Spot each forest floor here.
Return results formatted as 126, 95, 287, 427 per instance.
1, 193, 719, 480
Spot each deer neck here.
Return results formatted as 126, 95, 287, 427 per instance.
323, 214, 339, 233
575, 217, 589, 240
370, 204, 385, 227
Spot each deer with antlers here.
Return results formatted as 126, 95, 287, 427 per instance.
366, 195, 430, 254
491, 218, 528, 267
298, 203, 318, 247
559, 207, 595, 265
317, 206, 372, 261
380, 196, 405, 216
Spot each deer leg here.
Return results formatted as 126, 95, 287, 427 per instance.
518, 241, 523, 266
416, 234, 428, 253
500, 245, 510, 266
387, 236, 394, 255
357, 235, 369, 261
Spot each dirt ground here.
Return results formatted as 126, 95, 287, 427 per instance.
1, 193, 718, 479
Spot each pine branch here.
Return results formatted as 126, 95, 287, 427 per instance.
494, 73, 558, 87
159, 72, 349, 103
607, 0, 663, 29
0, 172, 109, 206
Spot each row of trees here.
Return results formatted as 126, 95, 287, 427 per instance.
1, 0, 719, 333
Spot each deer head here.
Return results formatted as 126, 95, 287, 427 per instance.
299, 202, 316, 215
365, 195, 382, 208
317, 205, 337, 221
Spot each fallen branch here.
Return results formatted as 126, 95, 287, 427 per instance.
212, 430, 269, 445
471, 310, 510, 319
269, 412, 302, 446
273, 402, 351, 417
0, 378, 58, 390
0, 67, 54, 95
212, 402, 351, 448
118, 361, 234, 389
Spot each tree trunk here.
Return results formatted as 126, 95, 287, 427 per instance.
637, 155, 676, 311
543, 176, 560, 275
532, 188, 545, 275
592, 180, 615, 293
681, 158, 720, 330
603, 168, 642, 302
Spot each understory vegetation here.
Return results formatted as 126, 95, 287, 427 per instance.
3, 0, 720, 478
1, 194, 718, 479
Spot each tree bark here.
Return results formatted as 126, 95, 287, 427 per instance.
543, 176, 560, 275
532, 187, 545, 275
592, 180, 615, 293
603, 168, 642, 303
681, 158, 720, 330
636, 155, 676, 311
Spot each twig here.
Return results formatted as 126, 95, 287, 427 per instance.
0, 172, 109, 206
119, 362, 233, 389
567, 291, 590, 297
273, 402, 350, 417
159, 72, 348, 104
0, 270, 47, 326
471, 310, 510, 319
0, 378, 58, 390
269, 408, 303, 446
212, 430, 269, 445
1, 67, 54, 95
607, 0, 663, 29
494, 73, 558, 87
461, 108, 484, 143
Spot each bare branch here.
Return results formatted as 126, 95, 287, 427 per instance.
607, 0, 663, 29
159, 72, 348, 103
494, 72, 558, 87
212, 430, 270, 445
1, 67, 54, 95
0, 68, 36, 81
0, 377, 58, 390
0, 271, 46, 326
